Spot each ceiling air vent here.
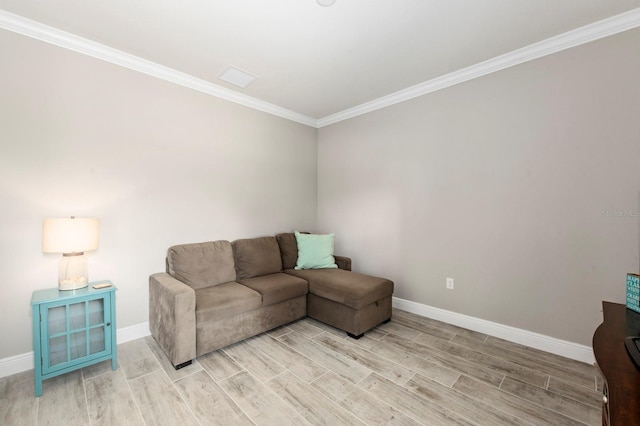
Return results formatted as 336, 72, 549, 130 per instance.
218, 66, 256, 88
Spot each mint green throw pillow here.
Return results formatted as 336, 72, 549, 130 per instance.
294, 231, 338, 270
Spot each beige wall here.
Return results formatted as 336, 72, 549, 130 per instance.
0, 30, 317, 358
1, 24, 638, 361
318, 28, 640, 346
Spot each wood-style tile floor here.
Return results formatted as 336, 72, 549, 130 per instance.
0, 308, 602, 425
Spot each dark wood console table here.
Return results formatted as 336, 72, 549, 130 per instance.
593, 301, 640, 425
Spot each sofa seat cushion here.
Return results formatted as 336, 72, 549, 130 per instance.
195, 282, 261, 323
285, 268, 393, 310
238, 273, 309, 307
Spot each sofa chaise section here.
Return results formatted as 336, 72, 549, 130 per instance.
276, 232, 394, 338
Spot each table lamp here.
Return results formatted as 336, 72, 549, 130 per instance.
43, 217, 100, 290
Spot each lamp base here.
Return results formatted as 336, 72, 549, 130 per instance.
58, 253, 89, 291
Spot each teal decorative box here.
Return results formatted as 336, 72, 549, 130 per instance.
627, 273, 640, 313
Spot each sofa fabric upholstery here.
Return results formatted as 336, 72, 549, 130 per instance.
233, 236, 283, 280
307, 294, 392, 337
275, 232, 298, 270
238, 273, 308, 306
195, 282, 262, 323
150, 233, 393, 368
167, 240, 236, 289
285, 268, 393, 309
196, 296, 306, 357
149, 273, 197, 365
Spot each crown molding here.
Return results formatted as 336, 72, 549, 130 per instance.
317, 7, 640, 128
1, 7, 639, 130
0, 10, 318, 128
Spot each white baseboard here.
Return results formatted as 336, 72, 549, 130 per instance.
0, 352, 34, 379
116, 321, 151, 345
1, 302, 595, 378
0, 322, 151, 379
393, 297, 595, 365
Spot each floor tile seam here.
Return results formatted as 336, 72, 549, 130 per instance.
122, 365, 150, 426
407, 370, 529, 424
264, 370, 358, 424
484, 337, 596, 376
270, 331, 339, 374
392, 316, 480, 341
501, 358, 596, 387
262, 370, 339, 424
358, 372, 478, 425
198, 363, 231, 386
463, 382, 581, 426
411, 335, 551, 387
248, 332, 324, 375
218, 368, 251, 385
450, 372, 463, 389
478, 375, 565, 425
389, 321, 456, 341
542, 381, 603, 410
487, 347, 597, 381
273, 347, 329, 382
197, 368, 257, 426
381, 333, 517, 386
268, 328, 293, 339
375, 340, 490, 386
280, 330, 373, 379
498, 377, 599, 425
505, 375, 600, 409
118, 347, 163, 381
451, 335, 595, 381
79, 368, 93, 425
169, 376, 204, 426
81, 361, 116, 382
223, 370, 296, 424
201, 360, 247, 383
312, 332, 413, 381
305, 338, 375, 381
170, 362, 205, 384
235, 338, 292, 377
309, 372, 404, 426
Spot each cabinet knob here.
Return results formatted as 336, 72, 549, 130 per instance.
106, 322, 111, 327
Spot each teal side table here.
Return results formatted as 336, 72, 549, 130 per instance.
31, 282, 117, 397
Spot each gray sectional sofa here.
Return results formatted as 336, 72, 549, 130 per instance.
149, 232, 393, 368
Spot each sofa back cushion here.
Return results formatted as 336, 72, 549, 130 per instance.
167, 240, 236, 289
275, 232, 298, 270
232, 236, 283, 280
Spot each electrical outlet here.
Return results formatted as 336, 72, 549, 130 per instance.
446, 277, 454, 290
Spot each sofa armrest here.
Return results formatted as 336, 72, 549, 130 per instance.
149, 273, 196, 366
335, 255, 352, 271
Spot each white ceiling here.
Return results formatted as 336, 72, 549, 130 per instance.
1, 0, 640, 124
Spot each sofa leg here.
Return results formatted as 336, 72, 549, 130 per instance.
347, 332, 364, 340
174, 360, 193, 370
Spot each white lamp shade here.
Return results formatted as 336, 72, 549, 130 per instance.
43, 217, 100, 254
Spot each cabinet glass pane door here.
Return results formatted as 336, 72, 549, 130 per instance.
42, 295, 110, 374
